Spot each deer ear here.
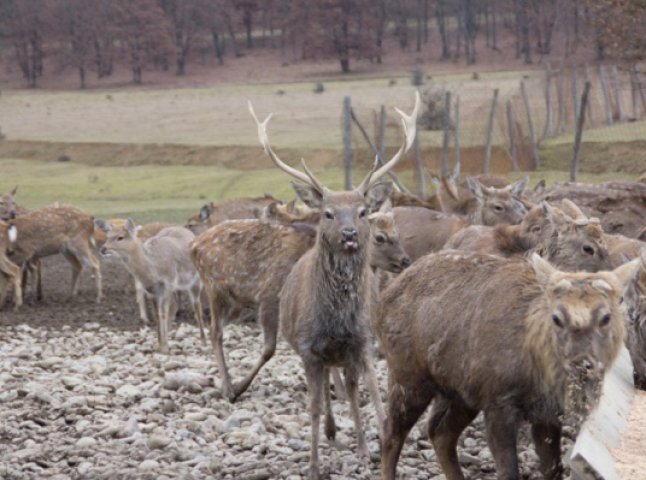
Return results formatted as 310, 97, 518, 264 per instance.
365, 181, 393, 213
125, 218, 137, 237
530, 253, 557, 286
10, 185, 18, 196
94, 219, 111, 233
291, 181, 323, 210
466, 176, 483, 200
612, 257, 642, 292
511, 176, 529, 197
534, 179, 546, 196
199, 204, 212, 221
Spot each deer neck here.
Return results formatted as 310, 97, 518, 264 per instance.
125, 241, 157, 287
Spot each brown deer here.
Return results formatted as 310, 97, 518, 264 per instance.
625, 251, 646, 390
8, 204, 102, 303
605, 233, 645, 268
185, 194, 280, 235
191, 209, 411, 403
95, 219, 174, 324
0, 186, 19, 220
394, 176, 529, 261
248, 92, 419, 479
376, 251, 639, 479
100, 220, 205, 353
0, 220, 21, 310
445, 200, 613, 272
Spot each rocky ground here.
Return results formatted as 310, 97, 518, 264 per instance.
0, 256, 570, 479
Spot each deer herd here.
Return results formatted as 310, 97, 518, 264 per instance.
1, 92, 646, 479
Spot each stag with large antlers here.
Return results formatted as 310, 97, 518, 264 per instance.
248, 92, 420, 479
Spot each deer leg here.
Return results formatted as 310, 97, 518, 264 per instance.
531, 422, 563, 480
483, 407, 521, 480
381, 379, 433, 480
134, 279, 150, 325
31, 261, 42, 301
323, 368, 336, 441
207, 289, 234, 402
232, 301, 278, 401
331, 367, 347, 401
304, 360, 325, 480
189, 285, 207, 346
362, 353, 385, 434
62, 252, 83, 298
0, 261, 22, 310
344, 366, 370, 462
428, 395, 478, 480
156, 293, 171, 354
20, 264, 28, 301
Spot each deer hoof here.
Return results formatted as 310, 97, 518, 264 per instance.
325, 418, 336, 441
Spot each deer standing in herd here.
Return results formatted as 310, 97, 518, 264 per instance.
247, 92, 419, 478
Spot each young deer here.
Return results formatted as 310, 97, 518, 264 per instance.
0, 220, 21, 309
376, 251, 639, 479
248, 92, 420, 479
185, 195, 279, 235
99, 220, 205, 353
8, 204, 102, 303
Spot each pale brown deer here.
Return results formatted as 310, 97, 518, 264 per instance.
95, 219, 174, 324
624, 251, 646, 389
0, 220, 21, 310
248, 92, 419, 479
100, 220, 205, 353
0, 186, 19, 220
8, 204, 102, 303
185, 194, 279, 235
444, 200, 613, 272
376, 251, 639, 479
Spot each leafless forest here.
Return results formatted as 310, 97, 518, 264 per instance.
0, 0, 643, 88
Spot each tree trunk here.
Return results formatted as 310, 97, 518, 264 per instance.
79, 65, 86, 89
212, 31, 224, 65
436, 2, 450, 59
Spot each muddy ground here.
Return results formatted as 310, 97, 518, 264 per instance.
0, 255, 569, 479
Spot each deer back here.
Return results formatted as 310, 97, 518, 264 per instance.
191, 219, 315, 307
186, 195, 279, 234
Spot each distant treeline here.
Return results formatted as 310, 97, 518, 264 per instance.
0, 0, 641, 88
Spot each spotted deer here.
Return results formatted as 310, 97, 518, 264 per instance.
99, 220, 205, 353
376, 251, 639, 479
8, 204, 102, 303
185, 195, 280, 235
248, 92, 419, 479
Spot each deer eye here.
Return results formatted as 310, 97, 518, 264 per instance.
324, 211, 334, 220
117, 236, 124, 241
530, 225, 541, 233
358, 208, 367, 218
600, 313, 611, 327
375, 233, 386, 244
494, 204, 504, 212
552, 314, 563, 328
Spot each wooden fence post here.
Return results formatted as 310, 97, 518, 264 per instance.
441, 91, 451, 177
543, 62, 554, 138
506, 99, 519, 172
483, 88, 499, 174
571, 81, 591, 182
599, 64, 613, 125
631, 69, 643, 120
454, 95, 461, 174
571, 64, 578, 128
378, 105, 386, 160
413, 135, 426, 197
584, 63, 595, 127
558, 61, 566, 134
611, 65, 625, 122
343, 96, 353, 190
520, 80, 540, 170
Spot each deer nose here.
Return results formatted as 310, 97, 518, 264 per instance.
401, 257, 411, 269
99, 246, 108, 256
9, 210, 16, 219
341, 228, 358, 242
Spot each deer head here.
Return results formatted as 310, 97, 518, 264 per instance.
0, 186, 18, 220
466, 176, 529, 225
96, 218, 140, 260
249, 92, 420, 257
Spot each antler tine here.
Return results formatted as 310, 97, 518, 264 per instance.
300, 158, 327, 193
248, 100, 316, 188
357, 91, 421, 193
355, 156, 380, 193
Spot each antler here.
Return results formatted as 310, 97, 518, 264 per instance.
248, 101, 326, 192
356, 91, 421, 193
